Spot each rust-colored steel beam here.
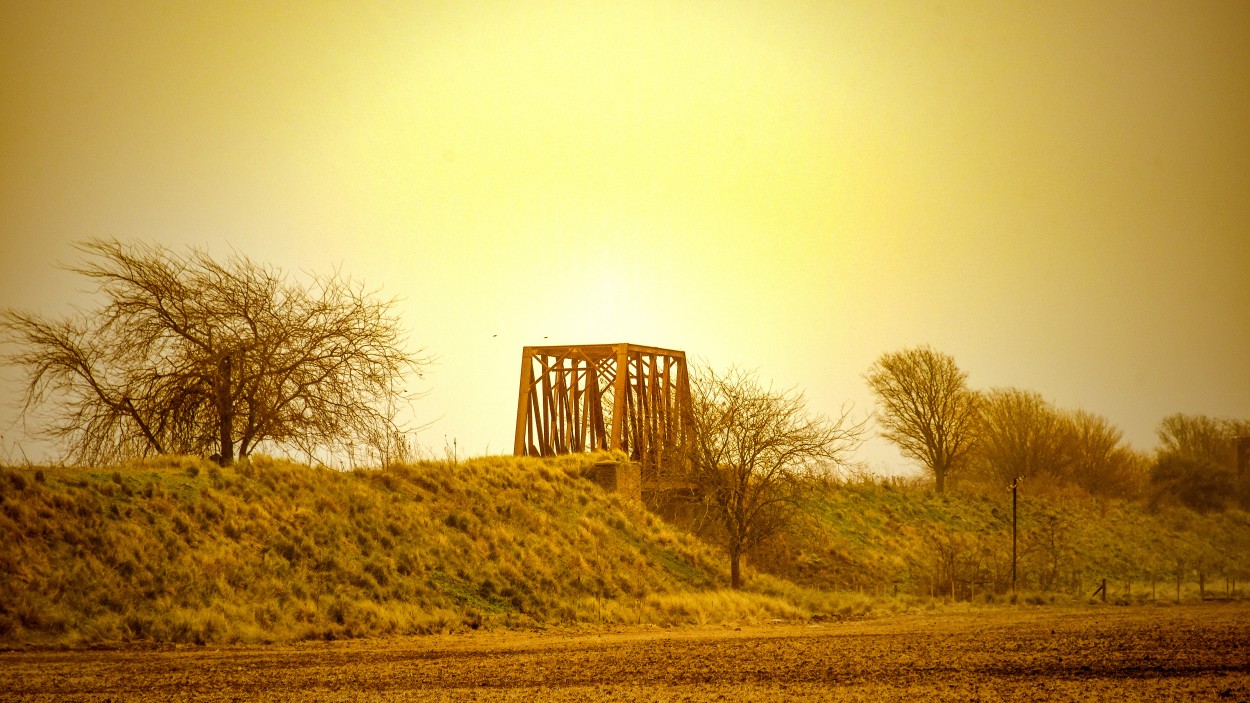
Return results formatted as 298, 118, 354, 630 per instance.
513, 343, 693, 479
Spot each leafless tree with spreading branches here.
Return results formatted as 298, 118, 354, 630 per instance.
686, 365, 862, 589
864, 346, 980, 494
1062, 409, 1147, 502
972, 387, 1071, 487
1, 239, 427, 466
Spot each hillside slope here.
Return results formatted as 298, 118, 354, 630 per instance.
5, 454, 1247, 647
753, 478, 1250, 601
1, 453, 824, 646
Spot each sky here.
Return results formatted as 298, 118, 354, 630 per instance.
2, 0, 1248, 472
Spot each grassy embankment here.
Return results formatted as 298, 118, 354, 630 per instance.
0, 453, 849, 646
756, 476, 1250, 603
3, 453, 1248, 647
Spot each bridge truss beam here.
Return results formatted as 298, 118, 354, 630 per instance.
513, 343, 693, 478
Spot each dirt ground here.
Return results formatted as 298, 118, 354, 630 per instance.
1, 604, 1248, 702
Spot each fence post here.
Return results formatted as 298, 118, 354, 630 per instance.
1010, 477, 1021, 594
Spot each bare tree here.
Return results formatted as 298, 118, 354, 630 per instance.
1063, 409, 1146, 502
1, 239, 427, 466
1156, 413, 1248, 466
864, 346, 979, 493
686, 366, 862, 589
972, 387, 1072, 488
1151, 413, 1250, 512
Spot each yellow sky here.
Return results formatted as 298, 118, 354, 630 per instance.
2, 1, 1248, 469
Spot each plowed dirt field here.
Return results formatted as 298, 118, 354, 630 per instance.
2, 604, 1247, 702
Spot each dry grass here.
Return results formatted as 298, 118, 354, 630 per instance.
2, 453, 1247, 648
750, 475, 1250, 602
0, 453, 740, 645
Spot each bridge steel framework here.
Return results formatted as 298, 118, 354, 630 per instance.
513, 343, 693, 478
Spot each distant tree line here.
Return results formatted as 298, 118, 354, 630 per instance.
865, 345, 1249, 512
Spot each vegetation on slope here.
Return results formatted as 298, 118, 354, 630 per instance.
5, 452, 1247, 648
752, 476, 1250, 602
0, 453, 849, 647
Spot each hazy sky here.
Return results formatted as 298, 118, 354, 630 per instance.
2, 1, 1248, 471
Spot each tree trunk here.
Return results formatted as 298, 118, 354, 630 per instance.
935, 467, 946, 494
730, 545, 742, 589
217, 354, 234, 465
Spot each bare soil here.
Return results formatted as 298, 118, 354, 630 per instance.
2, 604, 1248, 702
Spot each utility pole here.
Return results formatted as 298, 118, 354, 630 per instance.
1010, 476, 1022, 594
